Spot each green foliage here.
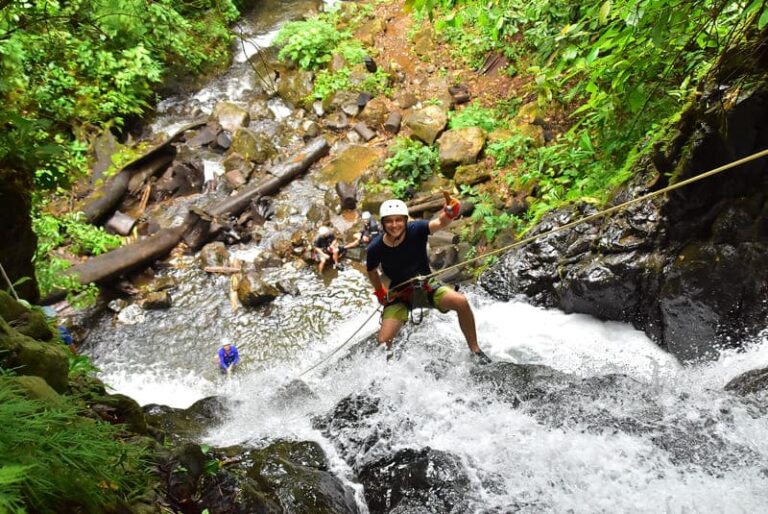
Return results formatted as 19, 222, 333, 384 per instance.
68, 353, 101, 377
449, 102, 502, 131
313, 68, 352, 100
413, 0, 763, 234
487, 134, 534, 167
0, 0, 239, 188
384, 137, 438, 196
0, 382, 151, 513
275, 16, 344, 69
32, 210, 121, 303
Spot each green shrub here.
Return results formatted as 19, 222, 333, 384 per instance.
275, 17, 344, 69
0, 382, 151, 513
383, 138, 438, 196
449, 101, 501, 132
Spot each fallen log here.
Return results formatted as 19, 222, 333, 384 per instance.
41, 137, 330, 302
79, 117, 207, 224
42, 212, 198, 303
210, 137, 329, 218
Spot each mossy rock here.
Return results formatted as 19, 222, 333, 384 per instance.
1, 375, 63, 406
89, 393, 149, 434
0, 315, 69, 392
0, 290, 53, 341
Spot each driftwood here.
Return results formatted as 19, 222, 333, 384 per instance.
42, 137, 329, 302
79, 117, 207, 224
384, 112, 402, 134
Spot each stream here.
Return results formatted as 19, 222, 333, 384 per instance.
83, 1, 768, 512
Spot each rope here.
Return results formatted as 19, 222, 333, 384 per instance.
0, 261, 20, 301
298, 305, 382, 377
413, 146, 768, 286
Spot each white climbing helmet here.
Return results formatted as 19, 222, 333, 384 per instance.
221, 337, 232, 347
379, 199, 409, 219
318, 226, 331, 236
361, 211, 372, 221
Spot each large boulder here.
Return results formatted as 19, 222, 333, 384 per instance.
436, 127, 486, 174
229, 127, 277, 164
358, 447, 471, 514
404, 105, 448, 145
277, 69, 314, 109
212, 101, 251, 133
0, 314, 69, 393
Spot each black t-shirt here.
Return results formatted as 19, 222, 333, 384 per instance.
314, 234, 336, 251
366, 220, 431, 287
361, 219, 381, 240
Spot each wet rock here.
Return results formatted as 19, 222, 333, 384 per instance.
223, 169, 247, 189
301, 119, 321, 140
145, 396, 229, 443
325, 112, 350, 131
212, 101, 251, 133
404, 105, 448, 145
660, 242, 768, 361
237, 272, 280, 307
186, 124, 219, 148
139, 291, 172, 310
269, 379, 319, 409
89, 393, 148, 434
276, 69, 314, 109
312, 393, 388, 464
105, 210, 136, 236
725, 366, 768, 396
358, 447, 471, 514
436, 127, 486, 174
229, 127, 277, 164
198, 241, 230, 269
214, 130, 231, 150
245, 441, 360, 514
153, 158, 205, 200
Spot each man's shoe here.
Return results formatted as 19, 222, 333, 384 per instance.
471, 349, 492, 365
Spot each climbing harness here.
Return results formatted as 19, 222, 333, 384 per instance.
298, 146, 768, 377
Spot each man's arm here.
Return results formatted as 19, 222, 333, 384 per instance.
428, 209, 453, 234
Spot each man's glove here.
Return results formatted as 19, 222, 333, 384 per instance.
374, 286, 388, 305
442, 190, 461, 220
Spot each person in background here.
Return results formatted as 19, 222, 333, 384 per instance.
42, 306, 78, 354
365, 193, 491, 364
313, 225, 345, 273
349, 211, 382, 248
217, 338, 240, 374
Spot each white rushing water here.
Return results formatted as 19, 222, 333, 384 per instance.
92, 284, 768, 513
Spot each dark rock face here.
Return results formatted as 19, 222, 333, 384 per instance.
0, 176, 39, 302
481, 87, 768, 362
358, 448, 471, 514
725, 366, 768, 396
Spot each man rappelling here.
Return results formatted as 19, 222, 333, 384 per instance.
365, 192, 492, 364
